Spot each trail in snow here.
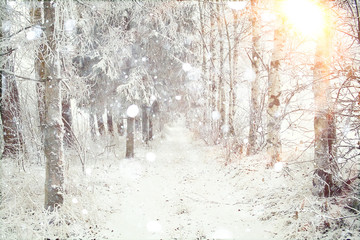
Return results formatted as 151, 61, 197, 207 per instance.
102, 119, 276, 239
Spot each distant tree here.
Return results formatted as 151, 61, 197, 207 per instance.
0, 0, 23, 156
247, 0, 262, 155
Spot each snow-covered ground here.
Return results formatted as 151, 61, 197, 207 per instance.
0, 118, 359, 239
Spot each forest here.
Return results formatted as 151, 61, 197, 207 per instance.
0, 0, 359, 239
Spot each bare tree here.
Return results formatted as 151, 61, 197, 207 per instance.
312, 4, 337, 197
247, 0, 262, 155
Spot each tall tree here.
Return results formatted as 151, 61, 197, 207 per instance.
267, 0, 285, 165
312, 2, 337, 197
216, 1, 226, 137
0, 0, 23, 156
43, 0, 65, 211
247, 0, 262, 155
126, 116, 135, 158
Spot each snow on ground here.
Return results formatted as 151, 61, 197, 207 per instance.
0, 118, 359, 239
101, 119, 275, 239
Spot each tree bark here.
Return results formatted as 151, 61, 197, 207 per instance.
229, 10, 240, 137
216, 2, 226, 137
126, 117, 135, 158
117, 119, 125, 136
267, 1, 285, 165
43, 0, 65, 211
142, 105, 149, 144
62, 99, 74, 145
247, 0, 262, 156
312, 7, 337, 197
107, 111, 114, 135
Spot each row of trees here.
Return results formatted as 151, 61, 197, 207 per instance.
187, 0, 359, 198
0, 0, 359, 210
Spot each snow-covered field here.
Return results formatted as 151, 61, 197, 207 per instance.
0, 118, 359, 239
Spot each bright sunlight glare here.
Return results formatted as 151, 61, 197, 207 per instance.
280, 0, 326, 38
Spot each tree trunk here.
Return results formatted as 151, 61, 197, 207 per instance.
89, 113, 97, 138
247, 0, 262, 156
229, 10, 240, 136
149, 115, 153, 141
312, 8, 337, 197
62, 99, 74, 145
142, 105, 149, 144
107, 111, 114, 135
126, 117, 135, 158
0, 6, 23, 155
216, 3, 226, 137
267, 1, 285, 165
0, 0, 5, 160
97, 112, 105, 136
43, 0, 64, 211
117, 119, 125, 136
209, 2, 217, 137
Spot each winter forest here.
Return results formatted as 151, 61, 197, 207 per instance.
0, 0, 359, 239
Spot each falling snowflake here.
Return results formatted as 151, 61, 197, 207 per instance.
127, 105, 139, 118
82, 209, 88, 215
182, 63, 192, 72
175, 95, 182, 101
64, 19, 76, 33
72, 198, 78, 204
211, 110, 221, 121
26, 25, 42, 40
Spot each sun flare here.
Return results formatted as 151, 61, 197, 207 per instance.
280, 0, 326, 38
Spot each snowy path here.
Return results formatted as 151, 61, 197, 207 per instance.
102, 120, 276, 239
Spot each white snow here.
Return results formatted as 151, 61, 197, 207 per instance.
26, 26, 42, 41
175, 95, 182, 101
227, 2, 247, 11
146, 152, 156, 162
126, 104, 139, 118
273, 162, 284, 172
146, 220, 162, 233
1, 118, 358, 239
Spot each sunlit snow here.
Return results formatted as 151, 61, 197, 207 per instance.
146, 152, 156, 162
212, 228, 233, 239
120, 159, 143, 180
126, 104, 139, 118
274, 162, 284, 172
85, 168, 92, 176
146, 221, 162, 233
